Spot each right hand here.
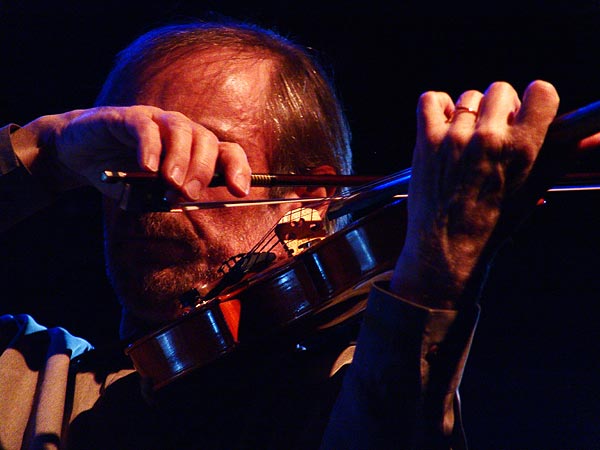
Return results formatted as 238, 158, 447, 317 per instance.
19, 105, 252, 200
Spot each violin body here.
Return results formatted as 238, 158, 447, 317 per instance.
126, 199, 407, 389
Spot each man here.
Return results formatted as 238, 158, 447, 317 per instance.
0, 19, 579, 449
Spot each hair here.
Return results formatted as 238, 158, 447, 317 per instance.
95, 19, 353, 204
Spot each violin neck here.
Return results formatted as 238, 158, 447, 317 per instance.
326, 169, 412, 220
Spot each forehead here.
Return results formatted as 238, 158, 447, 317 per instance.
144, 49, 274, 141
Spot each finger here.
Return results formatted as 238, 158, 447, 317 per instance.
216, 142, 251, 197
448, 90, 483, 128
510, 81, 559, 168
182, 126, 220, 200
411, 91, 453, 208
513, 80, 560, 134
442, 91, 484, 164
477, 82, 520, 128
155, 111, 194, 188
60, 106, 163, 179
416, 91, 453, 146
578, 131, 600, 151
121, 107, 162, 172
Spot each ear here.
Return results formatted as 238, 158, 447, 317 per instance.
284, 165, 337, 217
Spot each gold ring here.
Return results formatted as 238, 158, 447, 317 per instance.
446, 106, 479, 123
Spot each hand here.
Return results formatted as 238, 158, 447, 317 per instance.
19, 106, 251, 200
391, 80, 560, 309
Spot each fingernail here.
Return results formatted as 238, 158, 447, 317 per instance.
145, 154, 159, 172
235, 172, 250, 195
171, 166, 184, 185
184, 179, 202, 200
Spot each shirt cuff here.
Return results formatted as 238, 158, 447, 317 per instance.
0, 124, 57, 230
0, 124, 22, 174
353, 280, 479, 391
362, 280, 465, 351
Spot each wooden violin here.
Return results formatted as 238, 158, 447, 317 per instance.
125, 192, 408, 390
123, 99, 600, 390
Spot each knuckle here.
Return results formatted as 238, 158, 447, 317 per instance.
219, 142, 247, 163
161, 112, 192, 132
471, 128, 506, 160
190, 158, 215, 184
120, 106, 145, 124
127, 105, 147, 114
474, 126, 504, 147
93, 106, 120, 121
195, 127, 219, 148
163, 110, 188, 122
220, 141, 243, 152
445, 128, 472, 149
124, 105, 158, 121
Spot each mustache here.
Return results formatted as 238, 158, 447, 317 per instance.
111, 211, 201, 245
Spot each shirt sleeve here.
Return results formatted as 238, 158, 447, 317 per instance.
0, 314, 94, 358
0, 314, 94, 450
321, 280, 479, 449
0, 124, 56, 231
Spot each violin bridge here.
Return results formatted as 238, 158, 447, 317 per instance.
275, 207, 326, 256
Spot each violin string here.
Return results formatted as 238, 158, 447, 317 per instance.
233, 205, 326, 269
329, 167, 412, 198
189, 168, 415, 278
246, 219, 281, 256
242, 206, 311, 258
170, 196, 345, 211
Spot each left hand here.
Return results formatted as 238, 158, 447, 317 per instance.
391, 80, 560, 309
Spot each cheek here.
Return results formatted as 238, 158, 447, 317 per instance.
186, 205, 283, 255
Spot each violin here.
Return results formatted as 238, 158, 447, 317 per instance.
122, 99, 600, 391
125, 193, 408, 390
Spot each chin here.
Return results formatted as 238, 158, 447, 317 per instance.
109, 258, 217, 323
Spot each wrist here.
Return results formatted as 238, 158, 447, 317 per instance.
390, 252, 464, 310
17, 115, 84, 192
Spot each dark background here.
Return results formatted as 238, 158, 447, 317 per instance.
3, 0, 600, 447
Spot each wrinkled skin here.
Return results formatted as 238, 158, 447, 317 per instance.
102, 53, 290, 325
392, 80, 562, 309
23, 51, 309, 326
20, 68, 600, 331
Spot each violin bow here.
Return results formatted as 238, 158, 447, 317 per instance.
101, 99, 600, 213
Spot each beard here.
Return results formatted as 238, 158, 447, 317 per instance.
103, 203, 286, 326
104, 211, 231, 324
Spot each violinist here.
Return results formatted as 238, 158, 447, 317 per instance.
0, 18, 593, 450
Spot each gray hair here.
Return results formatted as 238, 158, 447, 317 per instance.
96, 19, 353, 202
